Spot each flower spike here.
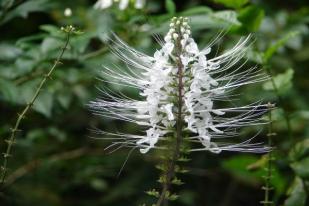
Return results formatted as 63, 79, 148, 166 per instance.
89, 17, 270, 154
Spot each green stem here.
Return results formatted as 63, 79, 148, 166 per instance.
0, 0, 13, 24
262, 103, 275, 205
0, 28, 73, 187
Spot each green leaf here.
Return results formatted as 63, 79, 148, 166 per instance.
165, 0, 176, 15
290, 157, 309, 179
213, 0, 248, 9
0, 43, 22, 60
289, 139, 309, 162
47, 127, 67, 142
41, 37, 63, 54
151, 10, 240, 34
189, 11, 241, 30
40, 24, 63, 38
16, 33, 47, 48
70, 33, 92, 53
263, 68, 294, 95
246, 49, 264, 64
1, 0, 53, 25
1, 0, 15, 8
180, 6, 212, 16
0, 78, 19, 102
149, 6, 213, 26
211, 10, 241, 26
222, 155, 286, 194
56, 92, 72, 109
263, 31, 300, 62
284, 177, 307, 206
33, 90, 54, 118
89, 10, 113, 41
15, 58, 37, 74
237, 5, 265, 32
222, 155, 263, 184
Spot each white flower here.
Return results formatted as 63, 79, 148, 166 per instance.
94, 0, 113, 10
162, 103, 174, 121
64, 8, 72, 17
135, 0, 145, 9
94, 0, 145, 10
118, 0, 129, 10
90, 17, 270, 154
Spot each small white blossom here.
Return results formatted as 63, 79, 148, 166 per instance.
94, 0, 145, 10
90, 17, 270, 154
135, 0, 145, 9
94, 0, 113, 10
162, 104, 174, 121
118, 0, 129, 10
64, 8, 72, 17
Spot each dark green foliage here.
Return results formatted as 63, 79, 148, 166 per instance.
0, 0, 308, 206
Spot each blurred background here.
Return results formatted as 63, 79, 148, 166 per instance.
0, 0, 308, 205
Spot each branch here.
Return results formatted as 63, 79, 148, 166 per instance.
261, 103, 275, 206
0, 25, 75, 187
5, 147, 104, 187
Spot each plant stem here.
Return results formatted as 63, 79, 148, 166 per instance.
4, 147, 99, 187
0, 0, 13, 24
156, 39, 184, 206
0, 28, 73, 187
265, 66, 292, 141
262, 103, 275, 205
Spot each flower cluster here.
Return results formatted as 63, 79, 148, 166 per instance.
94, 0, 145, 10
90, 17, 270, 154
